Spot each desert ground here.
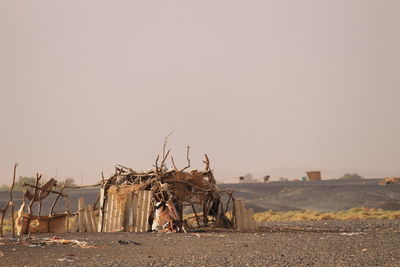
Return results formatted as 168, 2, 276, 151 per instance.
0, 220, 399, 266
1, 179, 399, 266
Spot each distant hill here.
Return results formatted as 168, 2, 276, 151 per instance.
219, 179, 400, 213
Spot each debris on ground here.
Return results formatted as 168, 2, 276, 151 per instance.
58, 257, 78, 262
22, 237, 97, 249
117, 240, 141, 245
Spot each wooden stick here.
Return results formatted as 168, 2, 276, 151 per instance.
10, 163, 17, 237
27, 174, 41, 238
181, 146, 191, 172
0, 202, 10, 237
160, 149, 171, 170
202, 199, 208, 227
37, 177, 45, 219
162, 131, 174, 160
97, 187, 105, 232
93, 193, 100, 210
24, 183, 66, 196
190, 202, 200, 227
170, 156, 178, 170
224, 193, 232, 214
64, 183, 101, 189
77, 198, 85, 232
49, 180, 67, 215
203, 154, 210, 171
154, 155, 160, 173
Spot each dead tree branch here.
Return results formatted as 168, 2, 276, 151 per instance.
154, 155, 160, 172
160, 149, 171, 170
203, 154, 210, 172
181, 146, 191, 172
24, 183, 67, 197
171, 156, 178, 170
162, 131, 174, 160
49, 180, 67, 216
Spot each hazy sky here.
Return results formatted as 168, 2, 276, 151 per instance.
1, 1, 399, 184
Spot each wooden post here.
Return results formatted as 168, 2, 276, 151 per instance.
233, 200, 242, 230
123, 192, 133, 231
140, 191, 151, 232
130, 192, 138, 232
239, 200, 249, 230
27, 174, 41, 238
97, 187, 105, 232
191, 202, 200, 227
103, 194, 110, 232
109, 194, 117, 232
84, 205, 94, 232
113, 201, 121, 232
88, 205, 97, 232
10, 163, 17, 237
78, 198, 85, 232
48, 180, 67, 232
203, 199, 208, 227
134, 191, 144, 232
106, 194, 115, 232
248, 208, 257, 230
0, 202, 10, 237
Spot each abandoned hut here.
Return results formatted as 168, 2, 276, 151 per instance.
5, 152, 257, 236
98, 153, 233, 233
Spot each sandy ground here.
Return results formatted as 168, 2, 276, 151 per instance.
1, 219, 399, 267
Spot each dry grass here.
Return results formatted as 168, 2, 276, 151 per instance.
254, 207, 400, 222
2, 208, 399, 234
1, 218, 13, 233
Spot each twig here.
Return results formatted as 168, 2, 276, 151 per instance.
160, 149, 171, 170
170, 156, 178, 170
154, 155, 160, 172
162, 131, 174, 160
181, 146, 191, 172
203, 154, 210, 171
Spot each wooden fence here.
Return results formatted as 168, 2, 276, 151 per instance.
233, 199, 257, 231
74, 198, 97, 232
101, 190, 152, 232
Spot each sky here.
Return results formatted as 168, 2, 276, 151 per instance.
1, 1, 399, 184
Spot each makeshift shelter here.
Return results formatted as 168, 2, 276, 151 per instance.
4, 146, 257, 236
98, 152, 234, 233
15, 174, 72, 236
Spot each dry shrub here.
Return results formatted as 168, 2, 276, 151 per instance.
164, 170, 216, 202
254, 208, 400, 222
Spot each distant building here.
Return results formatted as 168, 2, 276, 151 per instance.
306, 171, 321, 181
238, 175, 259, 183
